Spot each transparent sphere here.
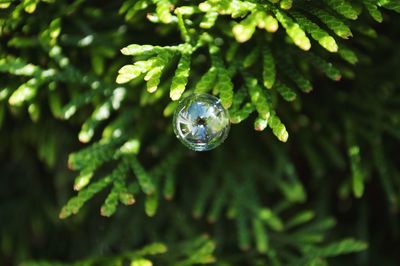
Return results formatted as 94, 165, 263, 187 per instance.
173, 93, 230, 151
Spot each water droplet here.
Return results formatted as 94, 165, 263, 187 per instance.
173, 93, 230, 151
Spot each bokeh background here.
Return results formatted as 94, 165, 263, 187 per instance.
1, 1, 400, 265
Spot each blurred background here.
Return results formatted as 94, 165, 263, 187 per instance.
1, 1, 400, 265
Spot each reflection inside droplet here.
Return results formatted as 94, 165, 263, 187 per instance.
173, 93, 230, 151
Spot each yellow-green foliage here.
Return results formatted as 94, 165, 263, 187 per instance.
1, 0, 400, 265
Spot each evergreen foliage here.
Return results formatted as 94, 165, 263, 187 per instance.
1, 0, 400, 265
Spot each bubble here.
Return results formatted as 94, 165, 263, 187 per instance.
173, 93, 230, 151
